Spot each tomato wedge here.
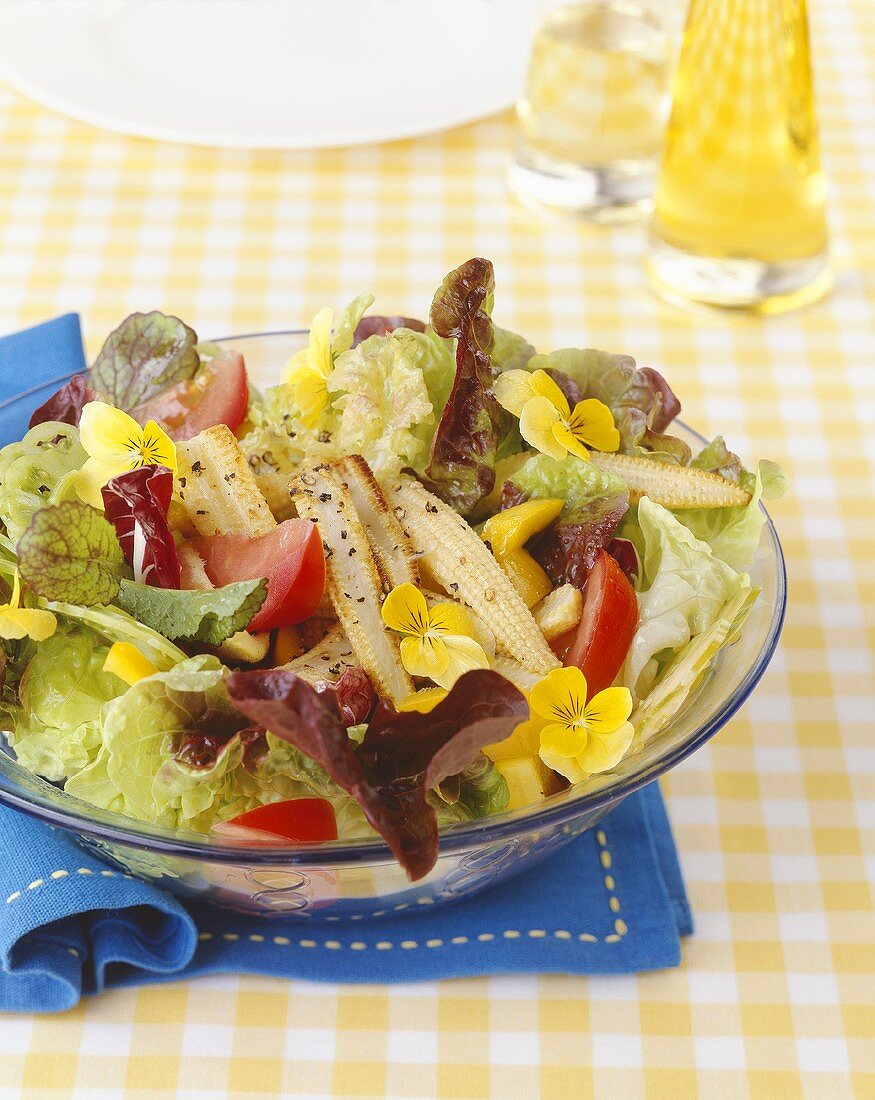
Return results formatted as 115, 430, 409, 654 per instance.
217, 798, 338, 843
133, 349, 248, 441
551, 549, 639, 698
192, 519, 325, 631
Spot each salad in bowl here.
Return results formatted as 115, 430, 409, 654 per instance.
0, 258, 785, 887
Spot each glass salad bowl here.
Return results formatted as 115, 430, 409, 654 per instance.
0, 331, 786, 920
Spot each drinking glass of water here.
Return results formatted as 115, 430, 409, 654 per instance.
509, 1, 673, 221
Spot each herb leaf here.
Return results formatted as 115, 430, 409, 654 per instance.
17, 500, 126, 605
116, 577, 267, 644
90, 311, 199, 412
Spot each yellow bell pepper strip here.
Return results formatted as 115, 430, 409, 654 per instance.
274, 625, 304, 665
480, 498, 564, 558
102, 642, 158, 685
500, 548, 553, 609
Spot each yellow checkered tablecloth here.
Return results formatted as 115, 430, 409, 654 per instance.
0, 0, 873, 1095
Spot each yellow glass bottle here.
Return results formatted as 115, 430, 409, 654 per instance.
647, 0, 831, 313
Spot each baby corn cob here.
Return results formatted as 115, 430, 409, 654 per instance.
333, 455, 419, 591
589, 452, 750, 509
177, 425, 277, 537
388, 479, 560, 675
284, 622, 358, 684
291, 465, 413, 705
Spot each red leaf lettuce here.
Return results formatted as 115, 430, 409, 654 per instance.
28, 374, 96, 430
226, 668, 527, 880
424, 258, 503, 516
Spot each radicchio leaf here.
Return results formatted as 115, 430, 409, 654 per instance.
28, 374, 96, 429
226, 668, 528, 880
351, 315, 426, 347
90, 311, 199, 413
424, 258, 502, 516
102, 465, 180, 588
315, 666, 375, 727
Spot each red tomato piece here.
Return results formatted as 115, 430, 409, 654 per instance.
551, 549, 639, 698
221, 799, 338, 843
192, 519, 326, 631
133, 349, 249, 441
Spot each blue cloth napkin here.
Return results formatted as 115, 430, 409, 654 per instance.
0, 786, 691, 1012
0, 316, 692, 1012
0, 314, 86, 443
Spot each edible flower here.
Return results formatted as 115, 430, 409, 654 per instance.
76, 401, 177, 509
381, 583, 489, 690
0, 572, 56, 641
493, 369, 620, 461
518, 665, 634, 784
282, 307, 334, 428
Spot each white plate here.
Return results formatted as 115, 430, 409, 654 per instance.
0, 0, 539, 149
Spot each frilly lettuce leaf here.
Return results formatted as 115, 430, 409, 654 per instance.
623, 497, 750, 700
351, 313, 425, 348
327, 331, 436, 479
425, 258, 503, 515
2, 622, 124, 781
491, 325, 536, 373
503, 453, 629, 587
90, 311, 199, 412
17, 500, 126, 605
116, 576, 267, 644
0, 422, 86, 540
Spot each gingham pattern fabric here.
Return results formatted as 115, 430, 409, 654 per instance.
0, 0, 873, 1093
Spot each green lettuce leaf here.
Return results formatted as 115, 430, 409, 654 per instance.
2, 622, 124, 781
331, 293, 375, 356
116, 576, 267, 644
623, 497, 750, 700
631, 586, 759, 741
17, 500, 126, 605
47, 600, 187, 670
90, 311, 199, 412
327, 330, 436, 479
64, 656, 260, 830
491, 325, 536, 373
677, 459, 787, 570
505, 453, 629, 586
0, 422, 86, 540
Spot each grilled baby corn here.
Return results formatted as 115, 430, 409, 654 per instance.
590, 451, 751, 509
284, 622, 359, 684
333, 454, 419, 591
177, 424, 277, 537
388, 478, 560, 675
291, 464, 413, 705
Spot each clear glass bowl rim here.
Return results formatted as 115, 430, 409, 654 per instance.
0, 329, 787, 866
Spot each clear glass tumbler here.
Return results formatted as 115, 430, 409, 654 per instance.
509, 1, 672, 222
647, 0, 831, 313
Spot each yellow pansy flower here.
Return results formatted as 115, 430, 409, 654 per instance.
76, 401, 177, 509
0, 572, 56, 641
381, 583, 489, 690
517, 665, 633, 784
282, 307, 334, 428
493, 369, 620, 461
